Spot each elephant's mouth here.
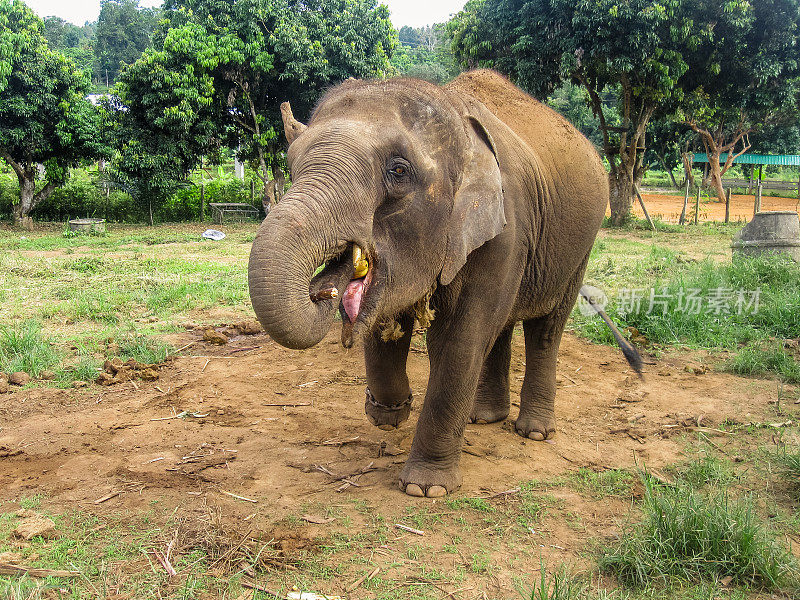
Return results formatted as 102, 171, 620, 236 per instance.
309, 242, 378, 347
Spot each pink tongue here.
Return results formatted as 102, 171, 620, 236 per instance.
342, 278, 365, 323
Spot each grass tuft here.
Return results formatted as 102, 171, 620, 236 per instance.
600, 475, 797, 589
566, 468, 635, 499
116, 333, 173, 364
0, 320, 60, 376
669, 454, 736, 488
523, 563, 585, 600
724, 342, 800, 383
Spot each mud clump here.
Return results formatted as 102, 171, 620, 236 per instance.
14, 512, 56, 540
203, 328, 229, 345
8, 372, 31, 386
234, 321, 262, 335
96, 357, 162, 386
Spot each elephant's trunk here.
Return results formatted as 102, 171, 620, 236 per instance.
248, 191, 346, 349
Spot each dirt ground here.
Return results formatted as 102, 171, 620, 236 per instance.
2, 320, 796, 596
630, 192, 799, 223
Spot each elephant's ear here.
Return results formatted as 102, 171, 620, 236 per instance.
281, 101, 307, 145
440, 116, 506, 286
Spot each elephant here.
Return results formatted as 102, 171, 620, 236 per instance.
248, 69, 641, 498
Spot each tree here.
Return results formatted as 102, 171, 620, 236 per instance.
677, 0, 800, 202
43, 16, 95, 80
545, 83, 612, 150
392, 23, 459, 84
117, 0, 396, 212
94, 0, 157, 86
450, 0, 709, 224
0, 0, 106, 228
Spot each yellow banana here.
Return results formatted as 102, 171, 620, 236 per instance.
353, 245, 369, 278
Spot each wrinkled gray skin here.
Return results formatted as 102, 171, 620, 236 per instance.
249, 70, 608, 497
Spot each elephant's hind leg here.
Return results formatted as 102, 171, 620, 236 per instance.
516, 263, 587, 440
364, 310, 415, 430
470, 325, 513, 424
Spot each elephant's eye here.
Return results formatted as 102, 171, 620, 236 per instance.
386, 158, 412, 180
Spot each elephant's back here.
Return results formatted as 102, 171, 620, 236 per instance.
445, 70, 604, 185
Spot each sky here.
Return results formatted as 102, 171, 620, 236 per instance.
23, 0, 468, 28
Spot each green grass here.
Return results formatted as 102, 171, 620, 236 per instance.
576, 249, 800, 381
725, 342, 800, 383
600, 475, 798, 589
116, 333, 174, 364
565, 468, 636, 499
667, 454, 737, 488
523, 563, 586, 600
776, 446, 800, 489
0, 320, 60, 376
0, 223, 257, 387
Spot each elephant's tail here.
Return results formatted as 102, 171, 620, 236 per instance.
579, 285, 643, 376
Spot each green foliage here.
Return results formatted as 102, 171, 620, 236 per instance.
600, 476, 797, 589
113, 0, 396, 216
391, 24, 459, 84
94, 0, 158, 84
0, 0, 108, 223
0, 320, 59, 376
42, 16, 96, 78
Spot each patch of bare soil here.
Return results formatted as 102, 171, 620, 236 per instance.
0, 329, 793, 594
633, 193, 799, 222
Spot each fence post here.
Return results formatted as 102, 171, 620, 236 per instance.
634, 185, 656, 231
679, 178, 690, 225
754, 180, 762, 216
200, 184, 205, 221
694, 186, 700, 225
724, 187, 731, 223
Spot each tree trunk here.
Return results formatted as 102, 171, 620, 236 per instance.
608, 168, 634, 226
12, 176, 36, 231
707, 150, 727, 203
10, 167, 57, 230
682, 151, 695, 188
657, 154, 679, 188
271, 162, 286, 203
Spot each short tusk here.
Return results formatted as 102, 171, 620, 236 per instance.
353, 245, 369, 278
310, 287, 339, 302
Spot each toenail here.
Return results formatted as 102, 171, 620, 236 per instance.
405, 483, 424, 497
426, 485, 447, 498
528, 431, 545, 441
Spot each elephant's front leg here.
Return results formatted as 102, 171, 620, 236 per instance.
364, 310, 416, 430
399, 316, 499, 497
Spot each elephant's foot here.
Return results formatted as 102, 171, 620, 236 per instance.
515, 409, 556, 441
398, 458, 462, 497
469, 398, 509, 424
364, 387, 413, 431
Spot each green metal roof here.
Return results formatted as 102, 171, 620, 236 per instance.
693, 153, 800, 166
